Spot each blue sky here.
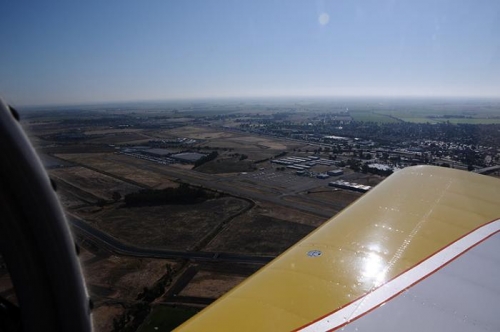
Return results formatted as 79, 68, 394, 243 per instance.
1, 0, 499, 106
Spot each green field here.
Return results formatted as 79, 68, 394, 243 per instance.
377, 110, 500, 124
138, 306, 199, 332
437, 118, 500, 124
349, 111, 400, 123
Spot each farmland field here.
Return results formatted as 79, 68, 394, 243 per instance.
137, 306, 199, 332
349, 111, 400, 123
377, 109, 500, 124
79, 197, 250, 250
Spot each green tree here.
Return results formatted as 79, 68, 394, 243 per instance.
112, 191, 121, 202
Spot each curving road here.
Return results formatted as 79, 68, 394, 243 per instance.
69, 215, 275, 264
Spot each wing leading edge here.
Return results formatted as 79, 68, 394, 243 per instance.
176, 165, 500, 331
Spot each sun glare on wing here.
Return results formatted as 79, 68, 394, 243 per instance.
361, 252, 387, 287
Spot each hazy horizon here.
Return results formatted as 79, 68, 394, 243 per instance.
18, 95, 500, 112
2, 1, 500, 107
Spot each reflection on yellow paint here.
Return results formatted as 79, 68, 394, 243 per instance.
361, 252, 387, 287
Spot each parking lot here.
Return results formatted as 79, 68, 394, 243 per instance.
237, 169, 333, 194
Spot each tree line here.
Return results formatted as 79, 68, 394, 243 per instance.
124, 183, 214, 207
194, 151, 218, 168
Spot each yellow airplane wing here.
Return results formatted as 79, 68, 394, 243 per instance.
176, 165, 500, 331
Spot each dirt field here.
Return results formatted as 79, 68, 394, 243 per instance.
82, 253, 174, 303
255, 201, 326, 227
179, 270, 246, 298
84, 128, 144, 135
86, 132, 153, 144
205, 202, 316, 255
54, 186, 90, 208
49, 166, 140, 201
137, 306, 200, 332
161, 126, 303, 161
78, 197, 250, 250
91, 305, 124, 332
55, 153, 178, 189
163, 126, 235, 140
79, 249, 178, 332
282, 194, 346, 216
300, 188, 363, 211
223, 135, 287, 150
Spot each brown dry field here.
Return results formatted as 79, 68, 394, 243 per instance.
282, 193, 352, 216
163, 126, 235, 140
39, 145, 116, 154
281, 188, 365, 217
178, 271, 246, 299
80, 249, 177, 332
55, 153, 178, 189
134, 130, 176, 140
78, 197, 250, 250
200, 136, 288, 152
54, 186, 90, 208
205, 202, 317, 255
49, 166, 140, 201
24, 123, 70, 136
160, 126, 305, 159
92, 305, 124, 332
222, 135, 287, 150
304, 187, 363, 207
55, 152, 222, 186
255, 201, 327, 227
84, 128, 144, 135
86, 132, 152, 144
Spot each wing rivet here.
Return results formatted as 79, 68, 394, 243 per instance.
307, 250, 322, 257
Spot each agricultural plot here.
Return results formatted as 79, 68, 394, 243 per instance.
137, 306, 199, 332
49, 166, 140, 201
349, 111, 400, 123
178, 270, 246, 299
55, 153, 178, 189
86, 131, 152, 144
164, 126, 235, 140
377, 110, 500, 124
205, 208, 315, 255
80, 197, 250, 251
162, 126, 301, 160
80, 249, 177, 332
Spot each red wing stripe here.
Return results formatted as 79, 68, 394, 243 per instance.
298, 218, 500, 332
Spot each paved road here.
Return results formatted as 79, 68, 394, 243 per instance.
69, 216, 275, 264
475, 165, 500, 174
